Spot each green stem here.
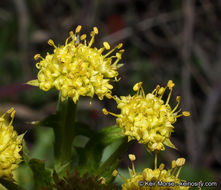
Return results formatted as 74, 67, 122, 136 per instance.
54, 93, 77, 170
155, 152, 157, 169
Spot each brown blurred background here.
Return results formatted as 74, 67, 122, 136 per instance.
0, 0, 221, 188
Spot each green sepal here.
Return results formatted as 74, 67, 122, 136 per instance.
28, 159, 52, 189
26, 79, 39, 86
164, 138, 177, 149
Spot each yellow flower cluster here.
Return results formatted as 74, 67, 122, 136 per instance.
28, 25, 124, 103
0, 108, 23, 179
103, 80, 190, 152
114, 154, 189, 190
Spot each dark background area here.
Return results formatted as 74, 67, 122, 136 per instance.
0, 0, 221, 188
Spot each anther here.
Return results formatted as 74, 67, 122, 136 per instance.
93, 27, 98, 34
34, 54, 41, 60
182, 111, 190, 116
103, 42, 110, 50
75, 25, 82, 33
48, 39, 56, 48
80, 34, 87, 40
102, 108, 109, 115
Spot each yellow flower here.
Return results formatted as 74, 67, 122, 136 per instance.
28, 25, 124, 103
0, 108, 23, 179
115, 155, 189, 190
103, 80, 190, 152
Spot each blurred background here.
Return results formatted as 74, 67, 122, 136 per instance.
0, 0, 221, 189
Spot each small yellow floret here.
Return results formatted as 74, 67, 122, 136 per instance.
121, 157, 189, 190
0, 108, 23, 179
27, 26, 124, 103
103, 81, 190, 152
129, 154, 136, 161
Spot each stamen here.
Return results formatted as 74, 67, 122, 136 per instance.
80, 34, 87, 40
129, 154, 136, 175
104, 44, 122, 58
133, 82, 143, 92
172, 96, 181, 113
167, 80, 175, 90
102, 108, 120, 117
176, 158, 185, 166
176, 166, 182, 178
88, 31, 95, 47
34, 54, 42, 60
103, 42, 110, 50
93, 27, 98, 34
159, 163, 165, 170
75, 25, 82, 33
105, 93, 112, 99
158, 87, 165, 96
48, 39, 57, 48
152, 85, 160, 95
182, 111, 190, 116
117, 43, 123, 49
9, 110, 16, 126
154, 152, 158, 169
166, 88, 173, 105
102, 108, 109, 115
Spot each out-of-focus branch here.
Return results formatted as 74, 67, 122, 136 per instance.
193, 44, 213, 81
13, 0, 32, 79
181, 0, 198, 167
100, 10, 182, 45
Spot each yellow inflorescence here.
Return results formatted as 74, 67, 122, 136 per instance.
103, 80, 190, 152
116, 155, 189, 190
28, 25, 124, 103
0, 108, 23, 179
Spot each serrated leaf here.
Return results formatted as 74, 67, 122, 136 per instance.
0, 179, 25, 190
28, 159, 52, 189
164, 138, 177, 149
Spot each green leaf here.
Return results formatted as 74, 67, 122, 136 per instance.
95, 138, 134, 183
28, 159, 52, 190
30, 114, 58, 128
76, 125, 124, 175
0, 179, 25, 190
